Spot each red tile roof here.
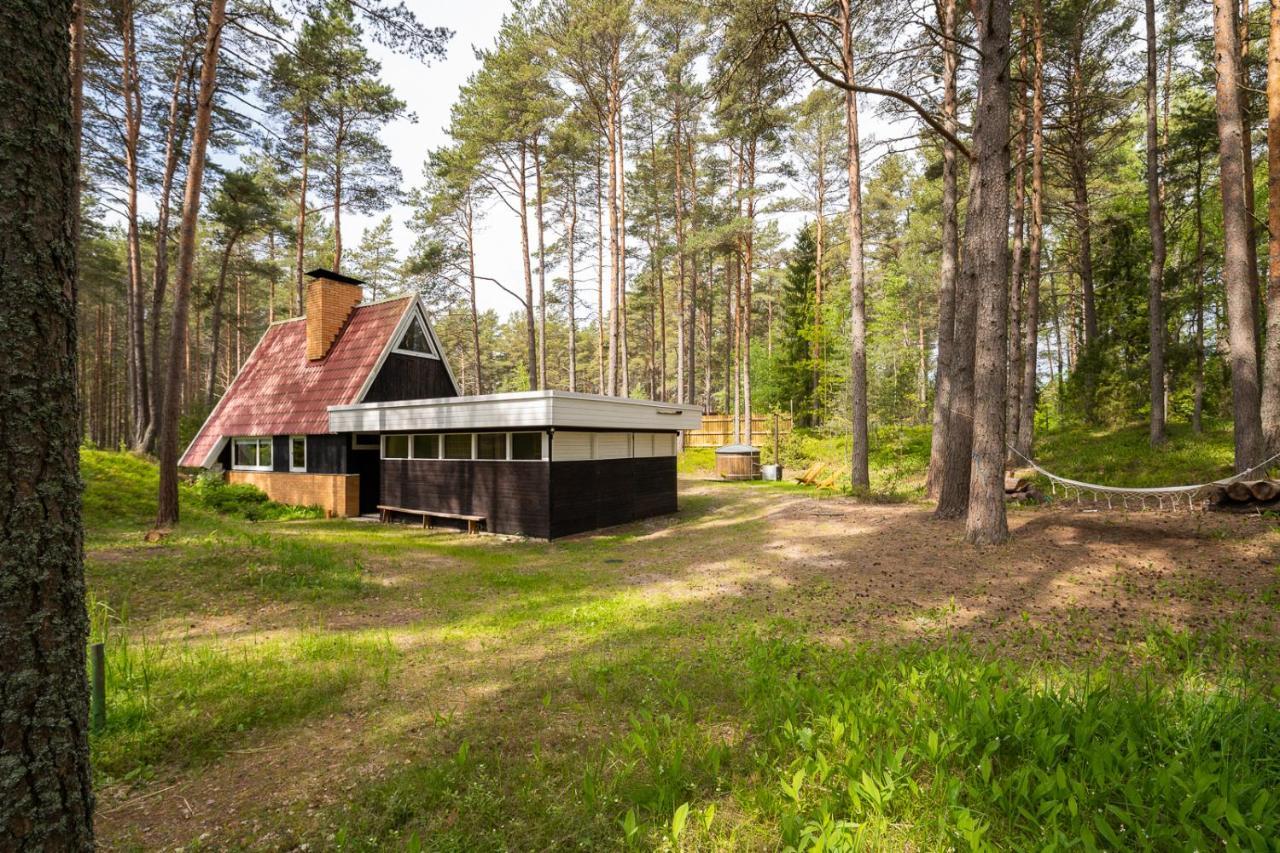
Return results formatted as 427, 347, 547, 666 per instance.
181, 297, 413, 467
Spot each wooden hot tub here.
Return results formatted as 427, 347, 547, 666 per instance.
715, 444, 761, 480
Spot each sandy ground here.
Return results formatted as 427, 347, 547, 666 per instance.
95, 479, 1280, 850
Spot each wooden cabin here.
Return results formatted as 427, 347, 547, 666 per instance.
182, 269, 702, 538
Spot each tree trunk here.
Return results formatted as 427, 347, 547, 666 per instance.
332, 121, 345, 271
1016, 0, 1045, 459
518, 141, 537, 390
964, 0, 1013, 545
618, 103, 630, 397
465, 196, 482, 394
157, 0, 228, 526
1143, 0, 1168, 446
1194, 153, 1207, 434
1262, 0, 1280, 452
673, 107, 686, 404
1214, 0, 1266, 471
596, 150, 605, 393
926, 0, 960, 499
144, 42, 196, 452
121, 0, 150, 450
295, 105, 310, 315
1006, 32, 1028, 458
1, 0, 94, 842
568, 182, 578, 392
842, 0, 869, 487
533, 135, 547, 389
743, 138, 756, 445
205, 239, 236, 407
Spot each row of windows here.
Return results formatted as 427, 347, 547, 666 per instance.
232, 436, 306, 471
382, 432, 545, 462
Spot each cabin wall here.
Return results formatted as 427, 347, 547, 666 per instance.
380, 459, 550, 537
362, 353, 457, 403
548, 457, 677, 539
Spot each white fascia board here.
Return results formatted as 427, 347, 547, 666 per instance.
328, 390, 703, 433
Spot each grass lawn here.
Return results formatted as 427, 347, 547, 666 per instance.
83, 432, 1280, 851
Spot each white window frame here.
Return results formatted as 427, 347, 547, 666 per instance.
232, 436, 273, 472
381, 434, 411, 460
474, 432, 508, 461
392, 312, 440, 360
352, 433, 380, 450
289, 436, 307, 472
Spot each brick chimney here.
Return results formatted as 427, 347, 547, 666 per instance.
304, 269, 364, 360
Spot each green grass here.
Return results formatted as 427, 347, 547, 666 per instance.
1035, 420, 1238, 488
80, 445, 1279, 850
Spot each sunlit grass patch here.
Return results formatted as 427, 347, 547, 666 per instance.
89, 599, 399, 781
1035, 420, 1237, 487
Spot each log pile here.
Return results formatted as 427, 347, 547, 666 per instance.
1207, 480, 1280, 512
1004, 474, 1045, 504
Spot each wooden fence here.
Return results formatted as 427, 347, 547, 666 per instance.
684, 413, 793, 448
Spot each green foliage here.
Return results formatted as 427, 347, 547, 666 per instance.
190, 474, 324, 522
745, 637, 1280, 851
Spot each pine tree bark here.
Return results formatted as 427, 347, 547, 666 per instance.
567, 182, 578, 392
1194, 152, 1207, 434
964, 0, 1013, 544
1006, 32, 1028, 458
205, 238, 237, 407
925, 0, 959, 499
518, 141, 537, 391
1016, 0, 1045, 459
1, 0, 94, 842
1213, 0, 1266, 471
157, 0, 227, 526
120, 0, 151, 450
465, 196, 483, 394
1146, 0, 1168, 446
533, 135, 547, 389
144, 43, 197, 452
841, 0, 870, 487
295, 106, 310, 315
1261, 0, 1280, 452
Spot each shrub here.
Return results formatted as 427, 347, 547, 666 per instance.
190, 475, 322, 521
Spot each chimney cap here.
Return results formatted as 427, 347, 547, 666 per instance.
305, 268, 365, 286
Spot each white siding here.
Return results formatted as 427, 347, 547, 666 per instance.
594, 433, 631, 459
654, 433, 676, 456
552, 431, 593, 461
632, 433, 654, 457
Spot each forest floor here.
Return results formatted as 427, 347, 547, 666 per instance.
84, 436, 1280, 851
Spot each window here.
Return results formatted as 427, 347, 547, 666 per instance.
442, 433, 472, 460
290, 436, 306, 471
511, 432, 543, 460
382, 434, 410, 459
232, 437, 272, 471
411, 434, 438, 459
394, 315, 436, 357
476, 433, 506, 460
352, 433, 379, 450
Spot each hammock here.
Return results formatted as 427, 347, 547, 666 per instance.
1005, 445, 1280, 511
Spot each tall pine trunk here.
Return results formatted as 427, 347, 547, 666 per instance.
1145, 0, 1168, 446
533, 135, 547, 389
1261, 0, 1280, 451
295, 106, 310, 315
1016, 0, 1045, 459
157, 0, 227, 526
842, 0, 869, 487
926, 0, 960, 498
1, 0, 94, 842
121, 0, 150, 449
965, 0, 1013, 544
518, 141, 537, 390
1213, 0, 1266, 471
1006, 33, 1028, 458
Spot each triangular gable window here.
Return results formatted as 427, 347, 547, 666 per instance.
396, 314, 435, 357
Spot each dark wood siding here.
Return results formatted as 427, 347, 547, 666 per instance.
381, 460, 549, 537
548, 457, 677, 539
362, 353, 457, 402
306, 435, 349, 473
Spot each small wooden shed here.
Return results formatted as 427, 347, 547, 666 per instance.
715, 444, 761, 481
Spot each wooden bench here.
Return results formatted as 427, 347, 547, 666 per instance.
377, 505, 486, 534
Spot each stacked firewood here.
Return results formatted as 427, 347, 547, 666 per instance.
1004, 474, 1045, 503
1207, 480, 1280, 511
